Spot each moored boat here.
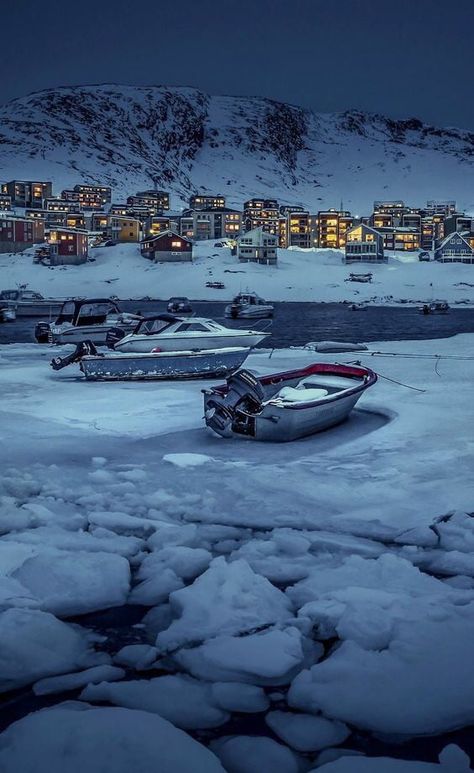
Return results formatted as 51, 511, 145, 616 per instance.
225, 292, 274, 319
420, 301, 450, 315
50, 342, 251, 381
167, 297, 193, 314
203, 362, 377, 442
108, 314, 270, 353
0, 288, 66, 317
35, 298, 141, 345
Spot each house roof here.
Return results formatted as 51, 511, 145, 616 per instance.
347, 223, 381, 238
436, 231, 473, 251
238, 226, 278, 240
140, 230, 192, 245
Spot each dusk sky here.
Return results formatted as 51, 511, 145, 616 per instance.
1, 0, 474, 130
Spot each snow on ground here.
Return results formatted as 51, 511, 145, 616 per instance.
1, 240, 474, 305
0, 336, 474, 769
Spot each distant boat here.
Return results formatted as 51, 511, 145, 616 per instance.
167, 297, 193, 314
420, 301, 450, 315
345, 272, 373, 284
50, 341, 251, 381
0, 305, 16, 322
203, 362, 377, 442
0, 288, 65, 317
349, 302, 368, 311
225, 292, 274, 319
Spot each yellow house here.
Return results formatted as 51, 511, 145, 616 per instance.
108, 216, 141, 243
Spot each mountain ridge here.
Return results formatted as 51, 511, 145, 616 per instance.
0, 84, 473, 212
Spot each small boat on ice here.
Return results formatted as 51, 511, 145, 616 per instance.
225, 292, 274, 319
35, 298, 141, 345
203, 362, 377, 442
420, 301, 450, 315
108, 314, 270, 353
50, 341, 251, 381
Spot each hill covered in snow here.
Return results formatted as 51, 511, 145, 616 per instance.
0, 84, 474, 212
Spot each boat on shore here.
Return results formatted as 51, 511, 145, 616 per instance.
225, 292, 274, 319
35, 298, 142, 345
420, 301, 450, 315
203, 362, 377, 442
50, 341, 251, 381
0, 288, 66, 317
108, 314, 271, 353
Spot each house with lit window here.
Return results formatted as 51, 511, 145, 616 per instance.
189, 194, 226, 210
190, 208, 242, 241
0, 216, 45, 253
279, 210, 311, 249
0, 194, 12, 211
317, 210, 353, 248
61, 185, 111, 210
443, 213, 473, 236
2, 180, 52, 209
434, 232, 474, 263
107, 216, 141, 243
374, 226, 420, 251
145, 215, 180, 238
140, 231, 193, 262
131, 190, 170, 212
47, 227, 88, 265
237, 227, 278, 265
344, 224, 385, 263
243, 199, 279, 235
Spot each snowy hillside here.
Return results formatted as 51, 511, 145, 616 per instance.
1, 242, 474, 305
1, 84, 474, 212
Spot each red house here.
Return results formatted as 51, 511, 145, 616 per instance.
0, 216, 45, 253
48, 227, 88, 265
140, 230, 193, 262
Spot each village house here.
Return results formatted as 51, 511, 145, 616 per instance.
434, 232, 474, 263
140, 230, 193, 262
45, 198, 79, 213
279, 210, 312, 249
425, 200, 457, 216
47, 227, 88, 265
179, 213, 194, 240
189, 194, 226, 210
128, 190, 169, 212
344, 223, 386, 263
0, 215, 45, 253
443, 213, 473, 236
375, 226, 420, 251
0, 193, 12, 211
189, 208, 242, 241
107, 216, 141, 243
317, 210, 354, 248
1, 180, 52, 209
243, 199, 279, 235
61, 184, 111, 210
237, 227, 278, 264
145, 215, 180, 237
421, 213, 445, 250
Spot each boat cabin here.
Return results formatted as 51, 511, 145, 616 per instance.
232, 293, 267, 306
55, 298, 122, 327
133, 315, 224, 336
0, 289, 45, 302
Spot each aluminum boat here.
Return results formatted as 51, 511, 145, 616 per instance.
35, 298, 141, 345
203, 362, 377, 442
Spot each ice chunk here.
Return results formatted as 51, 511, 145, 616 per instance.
266, 710, 350, 752
113, 645, 158, 670
129, 567, 184, 606
211, 682, 269, 712
12, 550, 131, 616
211, 735, 299, 773
0, 704, 225, 773
175, 627, 307, 684
163, 453, 213, 467
81, 674, 229, 729
129, 545, 212, 605
0, 608, 106, 692
33, 665, 125, 696
157, 557, 293, 652
312, 744, 472, 770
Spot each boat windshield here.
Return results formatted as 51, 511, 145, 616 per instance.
138, 318, 174, 335
0, 290, 20, 301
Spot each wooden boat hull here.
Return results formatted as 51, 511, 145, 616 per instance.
79, 347, 251, 381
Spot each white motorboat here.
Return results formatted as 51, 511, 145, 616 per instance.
0, 288, 66, 317
108, 314, 271, 353
35, 298, 142, 345
225, 292, 274, 319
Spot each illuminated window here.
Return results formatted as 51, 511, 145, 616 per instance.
171, 240, 182, 247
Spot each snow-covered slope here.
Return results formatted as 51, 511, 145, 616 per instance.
1, 84, 474, 212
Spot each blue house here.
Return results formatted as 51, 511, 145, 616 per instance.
435, 232, 474, 263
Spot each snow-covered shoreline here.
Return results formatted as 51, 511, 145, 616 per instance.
0, 337, 474, 771
1, 241, 474, 306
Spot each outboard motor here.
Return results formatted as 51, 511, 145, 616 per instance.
35, 321, 51, 343
51, 340, 98, 371
106, 326, 126, 349
204, 369, 265, 437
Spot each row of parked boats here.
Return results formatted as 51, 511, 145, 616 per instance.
1, 291, 374, 442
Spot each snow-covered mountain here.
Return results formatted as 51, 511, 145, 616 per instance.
1, 84, 473, 212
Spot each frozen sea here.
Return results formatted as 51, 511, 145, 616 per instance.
0, 328, 474, 772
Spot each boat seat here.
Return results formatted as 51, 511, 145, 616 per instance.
298, 375, 353, 389
275, 386, 328, 403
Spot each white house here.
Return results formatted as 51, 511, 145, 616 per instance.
237, 227, 278, 265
